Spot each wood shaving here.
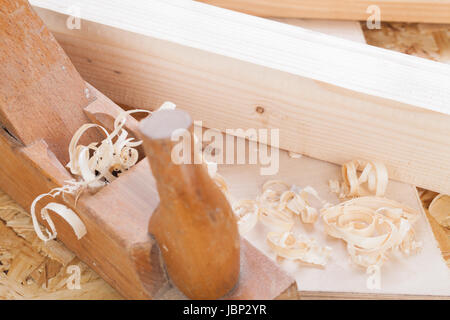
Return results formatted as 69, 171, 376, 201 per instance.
259, 206, 295, 231
259, 180, 290, 207
429, 194, 450, 228
257, 181, 323, 225
0, 191, 120, 299
279, 190, 317, 224
332, 160, 388, 198
30, 104, 175, 242
233, 200, 258, 234
207, 174, 331, 267
322, 197, 422, 277
267, 231, 331, 267
30, 197, 86, 242
231, 180, 331, 266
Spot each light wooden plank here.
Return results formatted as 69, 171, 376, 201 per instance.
32, 0, 450, 194
198, 0, 450, 24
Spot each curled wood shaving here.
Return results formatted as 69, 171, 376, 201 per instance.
332, 160, 388, 198
30, 104, 175, 242
0, 190, 120, 299
259, 180, 290, 207
429, 194, 450, 228
67, 108, 151, 189
230, 179, 331, 267
233, 200, 258, 235
279, 190, 318, 224
236, 180, 326, 229
31, 195, 86, 242
322, 197, 421, 274
259, 206, 295, 231
267, 231, 331, 267
258, 181, 322, 224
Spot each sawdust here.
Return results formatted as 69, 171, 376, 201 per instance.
362, 22, 450, 63
0, 191, 122, 299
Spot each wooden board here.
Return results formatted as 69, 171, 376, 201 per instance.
31, 0, 450, 194
197, 0, 450, 24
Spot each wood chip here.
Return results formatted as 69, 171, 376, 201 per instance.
429, 194, 450, 228
322, 197, 422, 277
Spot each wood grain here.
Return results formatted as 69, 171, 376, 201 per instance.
0, 0, 100, 164
32, 0, 450, 194
198, 0, 450, 24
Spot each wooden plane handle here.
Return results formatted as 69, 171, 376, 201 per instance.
139, 109, 240, 300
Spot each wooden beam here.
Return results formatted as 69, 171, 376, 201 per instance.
198, 0, 450, 24
31, 0, 450, 194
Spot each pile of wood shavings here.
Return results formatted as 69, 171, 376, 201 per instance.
322, 197, 422, 270
329, 159, 388, 199
230, 180, 332, 268
324, 159, 423, 285
30, 103, 175, 243
223, 158, 424, 287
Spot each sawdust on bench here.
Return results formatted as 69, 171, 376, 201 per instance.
0, 191, 121, 299
362, 22, 450, 63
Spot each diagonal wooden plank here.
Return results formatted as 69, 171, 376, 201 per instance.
31, 0, 450, 194
198, 0, 450, 24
